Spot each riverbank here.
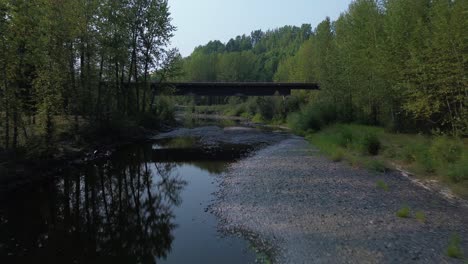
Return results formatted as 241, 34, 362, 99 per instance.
304, 124, 468, 199
0, 122, 167, 198
212, 136, 468, 263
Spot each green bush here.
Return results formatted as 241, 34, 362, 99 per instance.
361, 133, 381, 156
153, 95, 175, 121
415, 211, 426, 223
366, 159, 387, 172
337, 127, 354, 148
376, 180, 389, 191
330, 148, 344, 162
251, 113, 263, 123
396, 205, 410, 218
430, 136, 463, 164
415, 151, 436, 173
284, 95, 302, 113
287, 102, 336, 133
401, 144, 419, 163
447, 160, 468, 183
446, 234, 464, 259
245, 97, 258, 115
257, 97, 280, 121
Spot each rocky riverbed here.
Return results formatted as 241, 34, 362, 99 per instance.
212, 136, 468, 264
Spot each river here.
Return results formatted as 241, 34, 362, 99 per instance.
0, 120, 288, 263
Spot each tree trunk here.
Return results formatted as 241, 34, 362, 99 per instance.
69, 42, 79, 131
80, 40, 86, 116
2, 50, 9, 150
4, 102, 9, 150
142, 57, 150, 113
115, 61, 120, 113
133, 48, 139, 113
12, 107, 18, 150
86, 41, 92, 118
96, 55, 104, 122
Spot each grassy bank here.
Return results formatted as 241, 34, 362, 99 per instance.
303, 124, 468, 198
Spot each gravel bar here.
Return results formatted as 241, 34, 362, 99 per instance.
212, 136, 468, 264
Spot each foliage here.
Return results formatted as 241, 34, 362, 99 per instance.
415, 211, 426, 223
179, 0, 466, 137
429, 136, 463, 164
366, 160, 387, 173
179, 24, 312, 83
287, 102, 336, 133
361, 133, 381, 156
0, 0, 179, 152
337, 127, 354, 148
376, 180, 389, 191
305, 123, 468, 196
330, 149, 344, 162
396, 205, 410, 218
446, 234, 464, 259
273, 0, 466, 136
447, 160, 468, 183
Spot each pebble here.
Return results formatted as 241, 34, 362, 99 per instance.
212, 137, 468, 264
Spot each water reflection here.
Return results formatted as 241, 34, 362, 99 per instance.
1, 145, 187, 262
0, 137, 256, 263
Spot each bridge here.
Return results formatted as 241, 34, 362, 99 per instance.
152, 82, 319, 96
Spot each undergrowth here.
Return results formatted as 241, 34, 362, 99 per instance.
396, 205, 410, 218
447, 234, 464, 259
304, 123, 468, 198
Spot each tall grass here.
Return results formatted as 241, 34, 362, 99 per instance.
305, 123, 468, 197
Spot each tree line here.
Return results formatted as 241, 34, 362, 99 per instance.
180, 0, 467, 136
0, 0, 180, 152
179, 24, 312, 82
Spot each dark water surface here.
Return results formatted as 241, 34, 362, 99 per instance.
0, 131, 261, 263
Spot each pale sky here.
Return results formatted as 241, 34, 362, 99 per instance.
168, 0, 354, 57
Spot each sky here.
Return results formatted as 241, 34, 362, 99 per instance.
168, 0, 354, 57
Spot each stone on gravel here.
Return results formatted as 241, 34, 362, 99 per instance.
212, 136, 468, 264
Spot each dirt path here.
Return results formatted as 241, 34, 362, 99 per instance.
212, 136, 468, 264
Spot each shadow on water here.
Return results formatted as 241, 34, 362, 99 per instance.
0, 134, 259, 263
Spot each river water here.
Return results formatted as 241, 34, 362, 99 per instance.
0, 122, 287, 262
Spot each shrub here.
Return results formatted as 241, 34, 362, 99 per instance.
401, 144, 419, 163
284, 95, 302, 113
153, 95, 175, 122
361, 133, 381, 156
337, 127, 354, 148
447, 160, 468, 183
287, 102, 338, 133
415, 151, 436, 174
366, 159, 387, 173
331, 149, 344, 162
245, 97, 258, 115
251, 113, 263, 123
256, 97, 283, 121
415, 211, 426, 223
396, 205, 410, 218
376, 180, 389, 191
430, 136, 463, 164
287, 109, 319, 133
446, 234, 464, 259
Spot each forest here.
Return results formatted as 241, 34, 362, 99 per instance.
0, 0, 180, 154
0, 0, 466, 190
179, 0, 467, 136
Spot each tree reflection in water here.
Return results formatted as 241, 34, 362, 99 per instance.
0, 146, 187, 263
